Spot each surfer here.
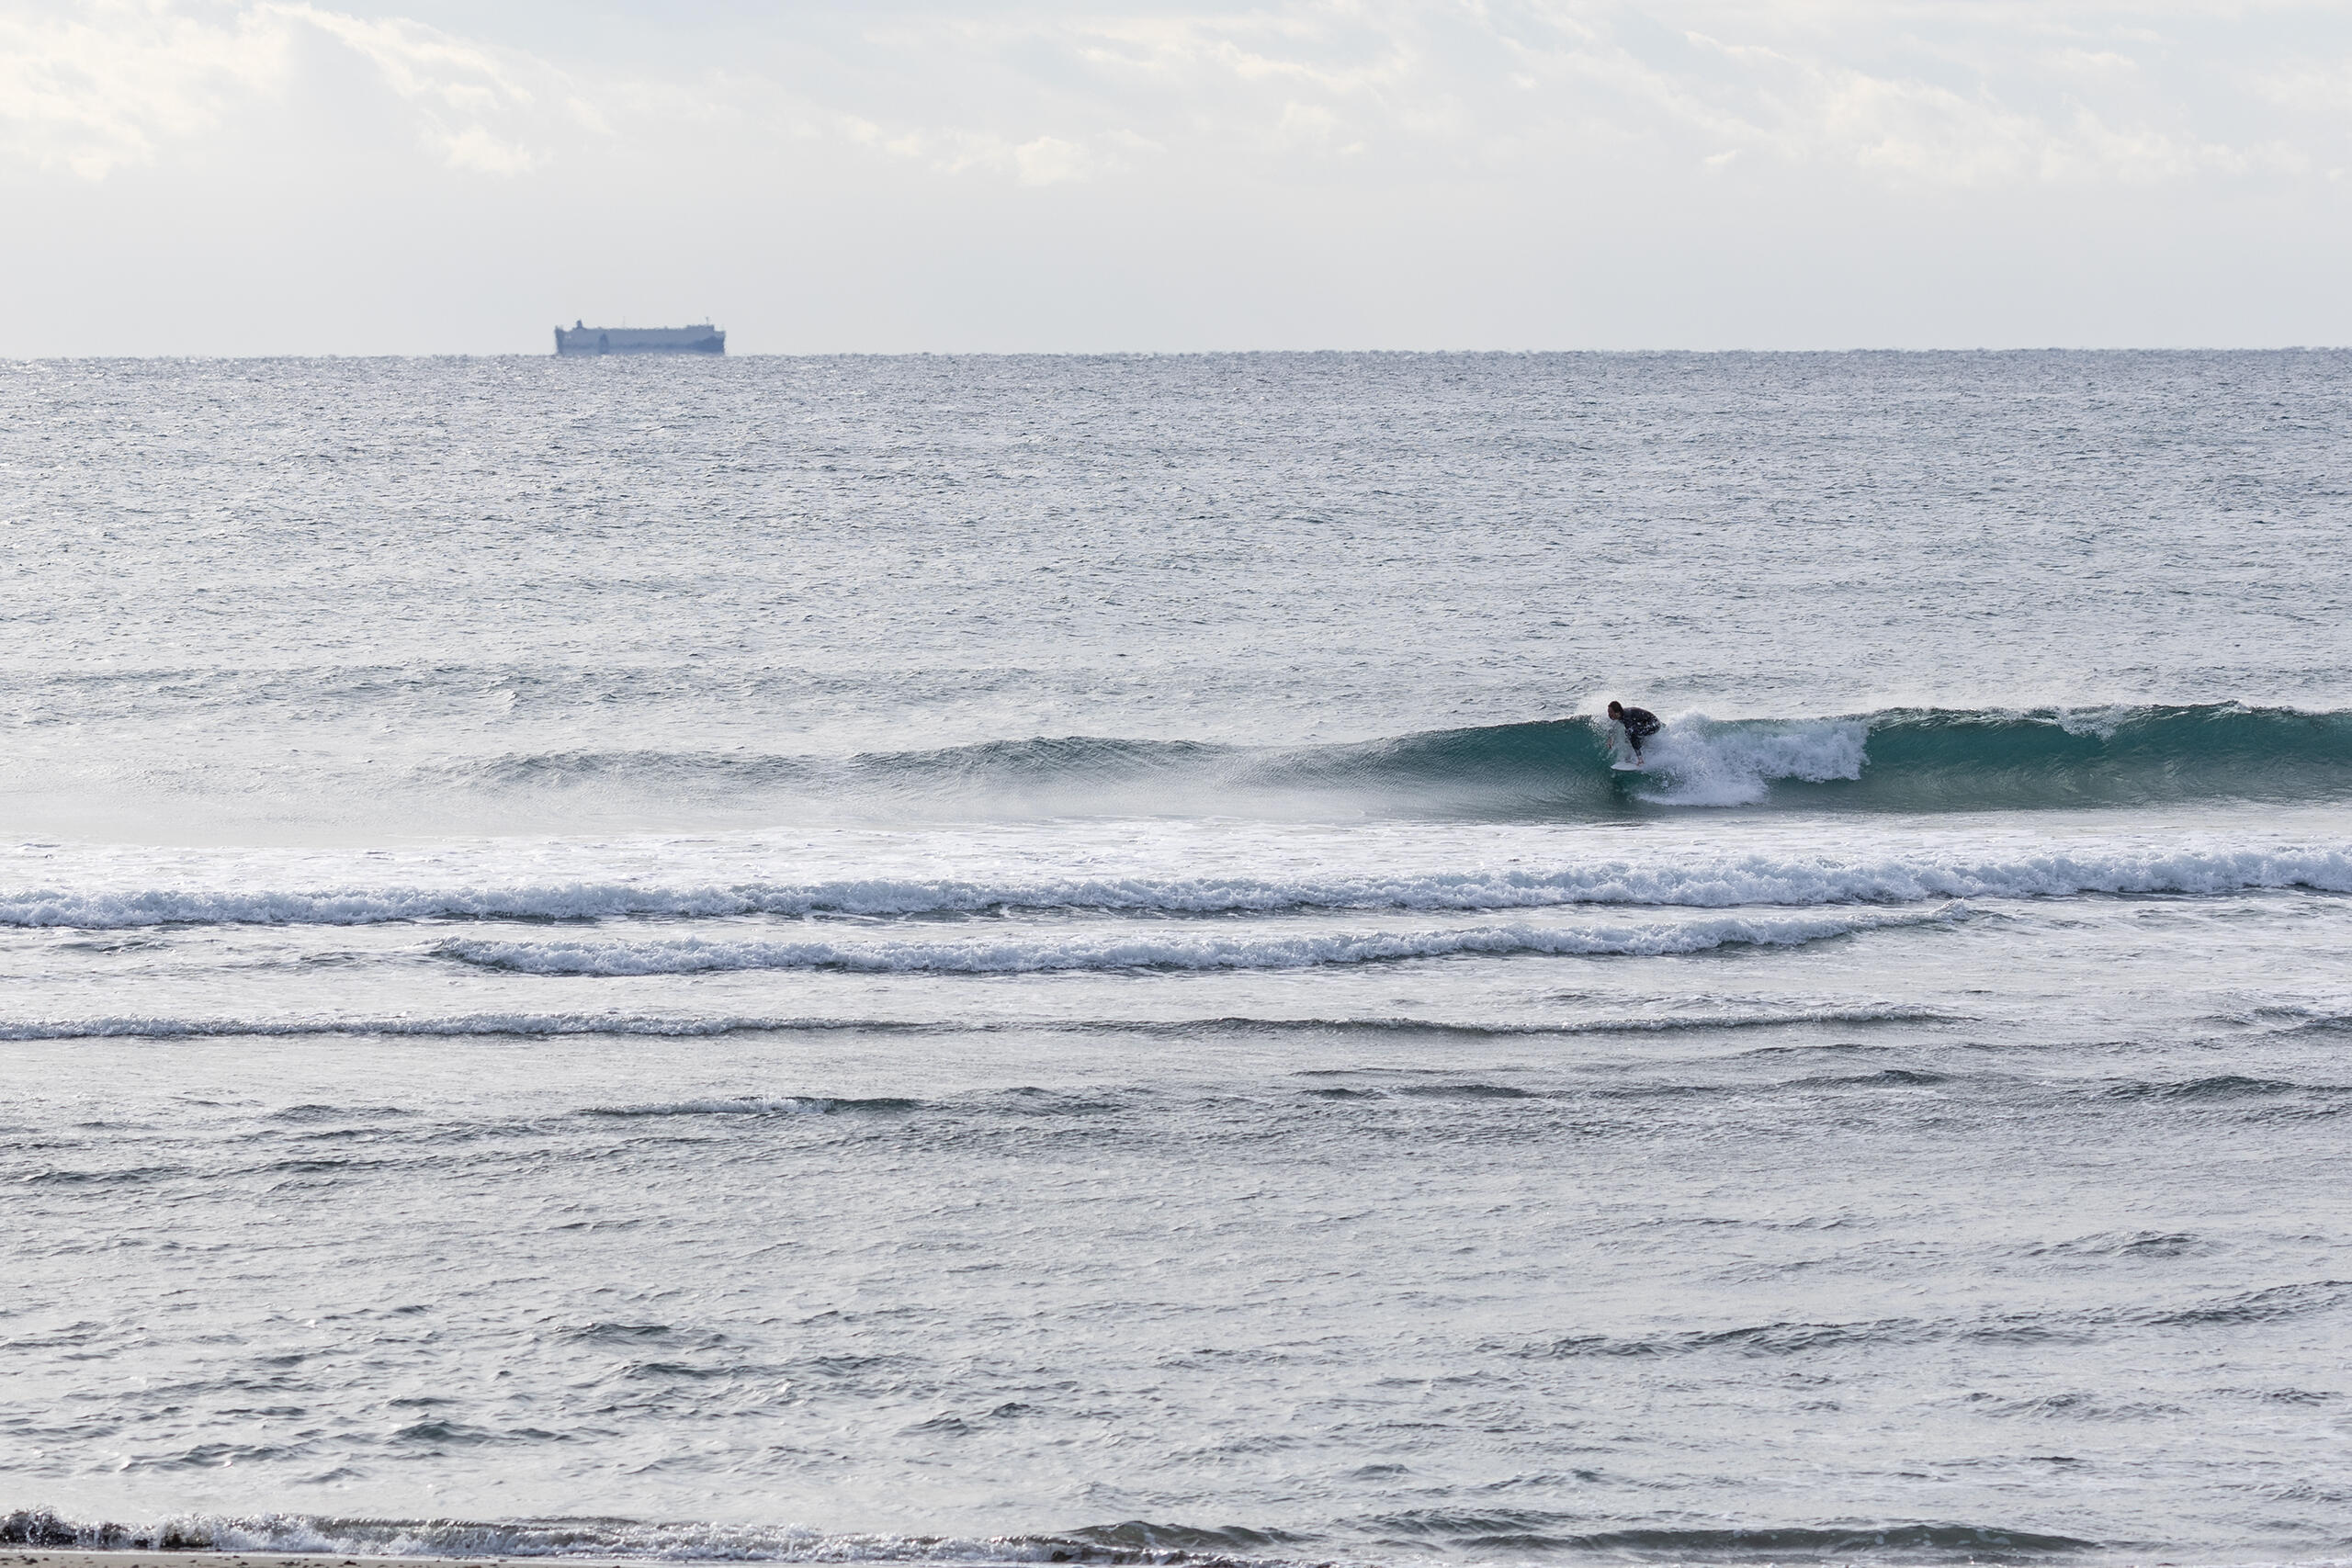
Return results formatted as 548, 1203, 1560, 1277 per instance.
1607, 701, 1662, 761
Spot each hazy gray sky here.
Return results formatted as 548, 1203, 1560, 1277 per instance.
6, 0, 2349, 353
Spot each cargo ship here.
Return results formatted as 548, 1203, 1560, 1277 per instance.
554, 321, 725, 355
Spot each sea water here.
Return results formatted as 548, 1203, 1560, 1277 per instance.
2, 352, 2349, 1567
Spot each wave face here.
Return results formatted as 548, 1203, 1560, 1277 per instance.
1756, 705, 2352, 812
413, 705, 2352, 819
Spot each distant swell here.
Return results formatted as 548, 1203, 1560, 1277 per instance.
1364, 1515, 2097, 1558
580, 1095, 921, 1118
435, 908, 1962, 977
1523, 1279, 2352, 1360
4, 841, 2344, 928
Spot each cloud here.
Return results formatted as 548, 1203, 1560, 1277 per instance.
1012, 134, 1090, 184
431, 120, 539, 174
286, 4, 529, 110
1, 0, 2345, 193
0, 0, 555, 176
287, 4, 549, 173
0, 0, 289, 177
6, 0, 2350, 352
775, 0, 2345, 191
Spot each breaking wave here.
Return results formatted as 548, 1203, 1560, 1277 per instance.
0, 1012, 940, 1042
435, 908, 1962, 976
411, 703, 2352, 818
0, 1507, 2112, 1563
0, 1006, 1952, 1043
0, 844, 2343, 930
0, 1509, 1284, 1564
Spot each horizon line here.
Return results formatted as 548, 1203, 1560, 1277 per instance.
9, 344, 2352, 363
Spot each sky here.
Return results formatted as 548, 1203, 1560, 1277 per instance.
4, 0, 2349, 353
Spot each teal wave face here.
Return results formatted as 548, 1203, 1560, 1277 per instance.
1767, 705, 2352, 813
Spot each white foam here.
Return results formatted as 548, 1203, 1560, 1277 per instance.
0, 1011, 909, 1042
0, 843, 2345, 926
1626, 716, 1870, 807
436, 908, 1962, 977
60, 1511, 1177, 1564
0, 1005, 1955, 1042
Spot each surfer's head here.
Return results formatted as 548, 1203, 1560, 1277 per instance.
1607, 701, 1624, 719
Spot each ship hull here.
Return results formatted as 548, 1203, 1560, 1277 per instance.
555, 325, 725, 355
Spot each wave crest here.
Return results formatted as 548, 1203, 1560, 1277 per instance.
434, 908, 1962, 977
0, 1510, 1272, 1565
3, 844, 2343, 930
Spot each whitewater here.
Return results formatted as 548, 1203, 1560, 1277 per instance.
4, 350, 2351, 1568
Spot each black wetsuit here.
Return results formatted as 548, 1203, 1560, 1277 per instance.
1616, 706, 1662, 758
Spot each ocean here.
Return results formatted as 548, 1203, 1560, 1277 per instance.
3, 350, 2349, 1568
